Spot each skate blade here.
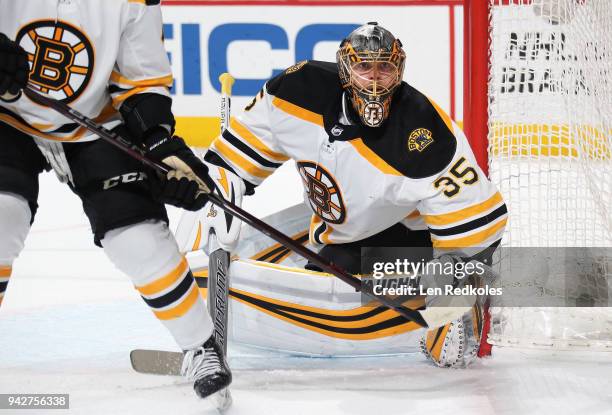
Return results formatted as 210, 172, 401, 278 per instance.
212, 388, 232, 413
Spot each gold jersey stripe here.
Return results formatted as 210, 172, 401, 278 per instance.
427, 96, 454, 134
349, 138, 403, 176
136, 257, 188, 296
422, 192, 504, 227
212, 138, 273, 179
0, 103, 117, 142
432, 217, 507, 248
110, 71, 173, 88
111, 86, 164, 107
30, 121, 54, 131
272, 97, 324, 127
154, 283, 199, 320
0, 266, 11, 277
230, 118, 289, 162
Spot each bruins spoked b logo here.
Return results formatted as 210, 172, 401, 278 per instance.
297, 161, 346, 224
16, 20, 94, 103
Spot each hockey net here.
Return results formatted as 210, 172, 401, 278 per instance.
466, 0, 612, 351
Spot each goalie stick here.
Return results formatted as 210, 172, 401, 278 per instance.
205, 73, 234, 411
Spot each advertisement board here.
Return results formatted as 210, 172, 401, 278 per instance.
160, 1, 462, 145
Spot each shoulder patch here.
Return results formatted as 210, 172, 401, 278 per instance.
407, 128, 434, 152
285, 60, 308, 75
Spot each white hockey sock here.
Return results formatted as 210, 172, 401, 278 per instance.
0, 192, 32, 308
102, 220, 213, 350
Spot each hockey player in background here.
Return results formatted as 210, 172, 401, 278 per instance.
0, 0, 229, 398
200, 22, 508, 368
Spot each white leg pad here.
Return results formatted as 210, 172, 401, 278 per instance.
102, 220, 212, 350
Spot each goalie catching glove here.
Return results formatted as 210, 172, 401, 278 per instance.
417, 255, 498, 368
201, 163, 246, 253
145, 129, 214, 211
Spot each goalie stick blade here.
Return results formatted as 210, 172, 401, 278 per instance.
130, 349, 184, 376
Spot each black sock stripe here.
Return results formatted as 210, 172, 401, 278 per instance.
141, 271, 194, 309
0, 281, 7, 293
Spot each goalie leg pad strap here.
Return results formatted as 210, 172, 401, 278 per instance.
102, 220, 212, 350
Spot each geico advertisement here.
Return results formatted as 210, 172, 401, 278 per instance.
160, 5, 458, 145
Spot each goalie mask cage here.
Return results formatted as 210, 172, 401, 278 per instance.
464, 0, 612, 351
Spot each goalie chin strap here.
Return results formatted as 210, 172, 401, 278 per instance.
22, 85, 429, 329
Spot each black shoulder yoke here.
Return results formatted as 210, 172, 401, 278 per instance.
358, 84, 457, 179
266, 60, 344, 117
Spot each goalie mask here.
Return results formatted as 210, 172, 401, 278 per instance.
337, 22, 406, 127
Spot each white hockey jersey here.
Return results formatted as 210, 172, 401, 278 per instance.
207, 61, 508, 257
0, 0, 172, 142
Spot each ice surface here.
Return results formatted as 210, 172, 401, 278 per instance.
2, 172, 612, 415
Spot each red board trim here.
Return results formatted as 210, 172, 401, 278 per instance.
162, 0, 464, 6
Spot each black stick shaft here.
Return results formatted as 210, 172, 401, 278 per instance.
23, 86, 427, 328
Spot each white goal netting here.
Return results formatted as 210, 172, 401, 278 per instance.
485, 0, 612, 350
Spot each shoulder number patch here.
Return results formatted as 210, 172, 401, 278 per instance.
407, 128, 434, 152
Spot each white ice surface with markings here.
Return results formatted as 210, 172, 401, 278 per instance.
1, 170, 612, 415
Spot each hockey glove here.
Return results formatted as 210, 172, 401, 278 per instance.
201, 163, 245, 253
145, 129, 214, 211
0, 33, 29, 102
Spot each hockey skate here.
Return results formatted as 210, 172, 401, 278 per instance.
181, 336, 232, 399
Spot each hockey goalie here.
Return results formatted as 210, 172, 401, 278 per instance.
174, 22, 508, 373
